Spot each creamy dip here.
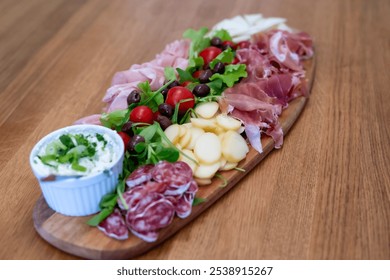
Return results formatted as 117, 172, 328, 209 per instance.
33, 132, 119, 177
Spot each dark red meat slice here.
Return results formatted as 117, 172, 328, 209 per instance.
175, 192, 195, 219
126, 196, 175, 242
97, 208, 128, 240
152, 161, 193, 195
126, 164, 154, 188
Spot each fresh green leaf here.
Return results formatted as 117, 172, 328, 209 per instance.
99, 193, 118, 209
183, 27, 210, 57
176, 68, 195, 83
138, 81, 152, 94
155, 147, 180, 162
138, 123, 158, 142
59, 135, 74, 149
210, 64, 247, 87
192, 197, 206, 206
209, 48, 234, 69
86, 207, 113, 226
207, 79, 224, 95
100, 109, 129, 129
134, 142, 147, 153
187, 56, 204, 72
164, 67, 176, 81
212, 29, 233, 41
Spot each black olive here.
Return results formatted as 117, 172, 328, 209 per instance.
161, 88, 169, 98
210, 37, 222, 47
213, 61, 225, 74
156, 115, 172, 130
127, 90, 141, 105
192, 84, 210, 97
158, 103, 173, 117
121, 121, 134, 136
199, 69, 213, 83
126, 135, 145, 152
167, 80, 180, 89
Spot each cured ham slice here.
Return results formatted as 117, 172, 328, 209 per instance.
224, 29, 313, 150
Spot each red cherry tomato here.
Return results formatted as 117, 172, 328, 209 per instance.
222, 40, 236, 50
192, 70, 203, 79
181, 81, 191, 87
165, 86, 195, 114
130, 105, 154, 124
199, 46, 222, 65
153, 111, 161, 121
237, 40, 250, 49
117, 131, 131, 151
232, 57, 239, 64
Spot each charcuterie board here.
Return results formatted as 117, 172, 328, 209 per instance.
33, 58, 315, 260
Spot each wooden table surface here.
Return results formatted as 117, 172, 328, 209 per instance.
0, 0, 389, 260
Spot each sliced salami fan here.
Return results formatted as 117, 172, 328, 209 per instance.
152, 161, 193, 195
97, 208, 128, 240
175, 192, 195, 219
127, 196, 175, 238
126, 164, 154, 188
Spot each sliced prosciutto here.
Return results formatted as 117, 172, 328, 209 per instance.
224, 29, 313, 150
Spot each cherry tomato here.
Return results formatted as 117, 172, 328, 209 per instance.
165, 86, 195, 114
199, 46, 222, 65
192, 70, 203, 79
232, 57, 239, 64
129, 105, 154, 124
222, 40, 236, 50
117, 131, 131, 151
237, 40, 250, 49
181, 81, 191, 87
153, 111, 161, 121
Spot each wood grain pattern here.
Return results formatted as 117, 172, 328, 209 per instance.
0, 0, 389, 260
32, 75, 311, 259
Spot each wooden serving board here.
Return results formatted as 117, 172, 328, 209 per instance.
33, 59, 315, 260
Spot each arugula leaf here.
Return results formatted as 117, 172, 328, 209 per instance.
183, 27, 210, 72
193, 197, 206, 206
212, 29, 233, 41
100, 109, 129, 129
183, 27, 210, 57
99, 193, 118, 209
210, 64, 247, 87
176, 68, 195, 83
209, 48, 234, 69
137, 82, 164, 112
138, 123, 158, 142
86, 208, 113, 226
164, 67, 177, 81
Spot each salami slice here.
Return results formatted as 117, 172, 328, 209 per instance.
175, 192, 195, 219
97, 208, 128, 240
152, 161, 193, 195
129, 229, 159, 243
127, 196, 175, 241
118, 186, 148, 211
126, 164, 154, 188
177, 182, 197, 215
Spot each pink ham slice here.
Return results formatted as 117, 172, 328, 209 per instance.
224, 29, 313, 151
